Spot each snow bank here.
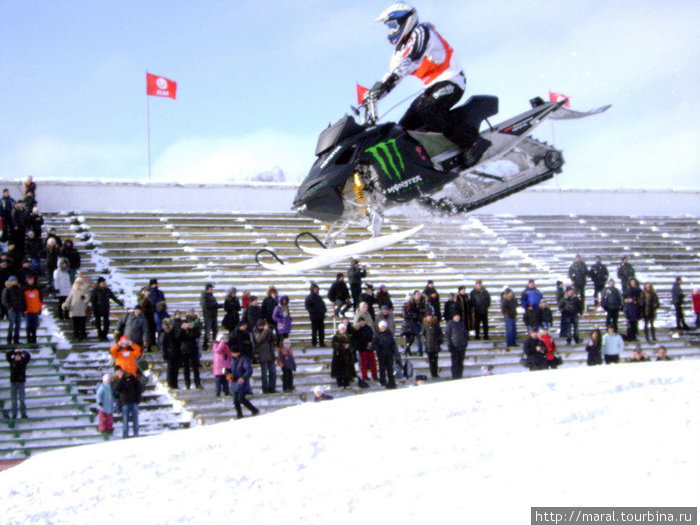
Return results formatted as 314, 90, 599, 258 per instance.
0, 361, 698, 524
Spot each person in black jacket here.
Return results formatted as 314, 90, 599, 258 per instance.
331, 324, 356, 388
25, 230, 44, 277
623, 279, 642, 341
601, 279, 623, 332
328, 274, 351, 317
423, 280, 441, 321
347, 259, 367, 311
523, 329, 547, 371
6, 348, 31, 419
671, 277, 690, 330
585, 329, 603, 366
177, 318, 202, 389
469, 280, 491, 340
261, 286, 279, 327
617, 256, 636, 295
568, 255, 588, 302
27, 207, 43, 240
500, 288, 518, 347
229, 321, 253, 360
60, 239, 81, 283
559, 287, 583, 345
239, 292, 258, 328
352, 318, 376, 381
305, 283, 327, 347
90, 277, 123, 341
158, 317, 180, 389
148, 278, 166, 308
222, 287, 241, 333
588, 256, 609, 307
359, 283, 378, 322
200, 283, 221, 350
372, 321, 398, 389
445, 313, 469, 379
443, 293, 458, 324
2, 276, 25, 344
10, 201, 29, 254
113, 368, 143, 438
254, 319, 277, 394
0, 189, 15, 243
138, 287, 156, 350
402, 291, 427, 356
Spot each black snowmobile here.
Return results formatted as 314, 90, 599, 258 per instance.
292, 93, 609, 244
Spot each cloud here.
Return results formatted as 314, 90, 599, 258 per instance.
4, 136, 143, 180
151, 129, 316, 184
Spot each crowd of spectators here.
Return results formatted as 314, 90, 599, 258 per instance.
2, 180, 698, 426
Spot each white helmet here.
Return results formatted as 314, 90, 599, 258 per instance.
375, 3, 419, 46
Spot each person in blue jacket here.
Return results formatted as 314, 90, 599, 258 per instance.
229, 346, 259, 419
520, 279, 543, 331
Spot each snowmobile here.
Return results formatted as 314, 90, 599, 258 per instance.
257, 93, 609, 272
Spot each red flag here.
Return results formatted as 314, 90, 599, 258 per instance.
356, 83, 369, 105
549, 91, 570, 108
147, 73, 177, 99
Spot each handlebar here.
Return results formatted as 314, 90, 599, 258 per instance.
352, 94, 379, 126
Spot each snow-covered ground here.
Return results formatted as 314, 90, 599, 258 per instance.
1, 361, 698, 524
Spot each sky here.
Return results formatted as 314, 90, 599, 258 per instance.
1, 0, 699, 190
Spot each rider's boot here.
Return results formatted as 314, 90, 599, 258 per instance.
462, 137, 492, 168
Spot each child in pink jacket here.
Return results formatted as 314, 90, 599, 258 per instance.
212, 334, 232, 397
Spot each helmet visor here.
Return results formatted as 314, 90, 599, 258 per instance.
385, 19, 401, 32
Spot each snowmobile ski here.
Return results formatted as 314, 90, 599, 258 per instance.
256, 224, 424, 274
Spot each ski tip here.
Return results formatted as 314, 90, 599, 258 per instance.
550, 104, 611, 120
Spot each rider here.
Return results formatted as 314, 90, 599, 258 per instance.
368, 3, 490, 167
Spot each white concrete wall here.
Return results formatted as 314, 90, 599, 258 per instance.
2, 179, 698, 216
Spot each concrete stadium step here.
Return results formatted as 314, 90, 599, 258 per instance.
33, 209, 700, 450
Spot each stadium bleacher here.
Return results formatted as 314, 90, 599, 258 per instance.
1, 209, 698, 458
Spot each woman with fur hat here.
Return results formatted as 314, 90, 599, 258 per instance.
331, 323, 356, 388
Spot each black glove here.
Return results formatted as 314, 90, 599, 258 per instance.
367, 73, 399, 103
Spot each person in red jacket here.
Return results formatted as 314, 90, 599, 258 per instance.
692, 288, 700, 328
23, 274, 43, 344
538, 327, 561, 369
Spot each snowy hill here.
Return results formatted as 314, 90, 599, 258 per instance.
1, 360, 698, 524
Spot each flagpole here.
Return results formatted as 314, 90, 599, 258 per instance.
146, 71, 152, 181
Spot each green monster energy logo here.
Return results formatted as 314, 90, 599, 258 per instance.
365, 139, 405, 181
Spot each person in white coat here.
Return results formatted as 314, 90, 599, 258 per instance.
601, 325, 624, 364
53, 258, 72, 320
62, 277, 89, 340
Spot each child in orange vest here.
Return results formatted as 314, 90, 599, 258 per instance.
23, 275, 43, 344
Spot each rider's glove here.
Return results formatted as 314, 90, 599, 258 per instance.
366, 73, 399, 103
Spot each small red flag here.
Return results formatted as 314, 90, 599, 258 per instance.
549, 91, 570, 108
147, 73, 177, 99
356, 83, 369, 105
